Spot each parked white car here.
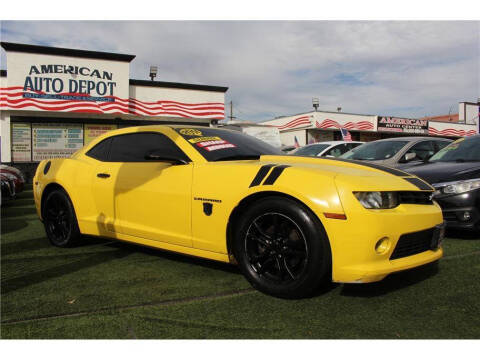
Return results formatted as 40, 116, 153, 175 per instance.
290, 141, 364, 158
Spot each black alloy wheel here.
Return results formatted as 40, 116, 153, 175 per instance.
234, 196, 331, 299
43, 189, 81, 247
245, 213, 309, 284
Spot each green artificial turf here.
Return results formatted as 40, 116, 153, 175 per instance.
1, 186, 479, 338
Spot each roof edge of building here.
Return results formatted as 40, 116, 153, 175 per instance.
260, 109, 378, 123
129, 79, 228, 93
0, 42, 136, 62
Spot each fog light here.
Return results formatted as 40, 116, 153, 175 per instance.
461, 211, 471, 221
375, 237, 390, 254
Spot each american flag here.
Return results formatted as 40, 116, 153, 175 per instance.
294, 136, 300, 148
340, 128, 352, 141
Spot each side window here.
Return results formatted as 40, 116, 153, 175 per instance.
108, 133, 190, 162
435, 140, 451, 152
407, 141, 436, 161
324, 144, 347, 157
86, 138, 112, 161
345, 143, 361, 151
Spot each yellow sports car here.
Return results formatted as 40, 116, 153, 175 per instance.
33, 125, 444, 298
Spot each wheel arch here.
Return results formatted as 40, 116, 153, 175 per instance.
40, 182, 71, 219
226, 190, 330, 259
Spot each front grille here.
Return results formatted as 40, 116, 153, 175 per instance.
398, 191, 433, 205
390, 227, 434, 260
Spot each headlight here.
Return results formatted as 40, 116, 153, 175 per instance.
433, 178, 480, 195
353, 191, 399, 209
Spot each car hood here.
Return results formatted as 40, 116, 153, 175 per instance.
260, 155, 396, 177
402, 161, 480, 184
255, 155, 431, 192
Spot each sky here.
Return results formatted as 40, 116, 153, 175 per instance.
0, 20, 478, 122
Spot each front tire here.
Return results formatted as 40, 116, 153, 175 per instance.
233, 196, 331, 299
42, 188, 81, 247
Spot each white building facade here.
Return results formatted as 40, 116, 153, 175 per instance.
263, 106, 478, 148
0, 42, 227, 176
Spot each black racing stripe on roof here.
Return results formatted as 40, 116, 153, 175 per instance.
403, 177, 434, 191
318, 157, 411, 177
249, 164, 276, 188
263, 165, 291, 185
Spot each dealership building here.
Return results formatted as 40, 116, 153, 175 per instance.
0, 42, 228, 178
262, 104, 479, 147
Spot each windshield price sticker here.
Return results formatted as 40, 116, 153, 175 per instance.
203, 143, 236, 151
196, 140, 227, 147
188, 136, 222, 144
179, 129, 203, 136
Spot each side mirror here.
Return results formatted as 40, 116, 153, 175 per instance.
402, 152, 417, 163
144, 150, 188, 165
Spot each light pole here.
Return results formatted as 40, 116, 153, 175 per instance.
149, 66, 158, 81
312, 98, 319, 111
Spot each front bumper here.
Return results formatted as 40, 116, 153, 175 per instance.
337, 248, 443, 283
434, 188, 480, 230
320, 186, 444, 283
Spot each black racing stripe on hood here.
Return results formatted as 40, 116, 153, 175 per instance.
263, 165, 291, 185
249, 164, 276, 187
318, 157, 411, 177
403, 177, 434, 191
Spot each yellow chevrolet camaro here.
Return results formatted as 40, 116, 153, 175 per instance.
33, 125, 445, 298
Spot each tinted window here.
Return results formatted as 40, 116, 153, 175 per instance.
108, 133, 190, 162
291, 144, 330, 157
324, 144, 347, 157
345, 142, 362, 151
174, 127, 282, 161
429, 136, 480, 162
341, 140, 409, 160
86, 138, 112, 161
406, 141, 436, 161
434, 140, 451, 152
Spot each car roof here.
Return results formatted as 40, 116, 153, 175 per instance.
301, 141, 363, 147
373, 136, 451, 142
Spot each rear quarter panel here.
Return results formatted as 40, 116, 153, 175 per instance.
34, 156, 96, 232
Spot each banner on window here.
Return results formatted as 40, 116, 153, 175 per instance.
84, 124, 117, 145
11, 123, 32, 162
32, 123, 84, 161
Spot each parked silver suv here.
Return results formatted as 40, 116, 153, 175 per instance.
340, 136, 452, 168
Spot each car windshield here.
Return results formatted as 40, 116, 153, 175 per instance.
341, 140, 409, 160
429, 136, 480, 162
291, 144, 330, 157
174, 127, 282, 161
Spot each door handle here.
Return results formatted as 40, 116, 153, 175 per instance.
97, 173, 110, 178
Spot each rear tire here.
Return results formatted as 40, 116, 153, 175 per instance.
42, 188, 81, 247
233, 196, 331, 299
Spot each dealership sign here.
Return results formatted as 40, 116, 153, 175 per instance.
1, 45, 225, 119
377, 117, 429, 134
23, 64, 117, 101
2, 50, 131, 113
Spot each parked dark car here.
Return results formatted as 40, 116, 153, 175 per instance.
1, 173, 16, 204
403, 135, 480, 231
0, 165, 25, 194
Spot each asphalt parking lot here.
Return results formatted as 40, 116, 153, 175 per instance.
1, 186, 479, 339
